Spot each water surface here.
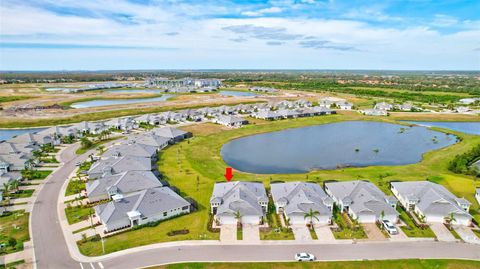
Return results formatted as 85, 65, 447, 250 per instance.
0, 127, 46, 142
71, 95, 173, 108
405, 121, 480, 135
221, 121, 456, 174
219, 91, 257, 97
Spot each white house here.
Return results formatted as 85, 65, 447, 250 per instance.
391, 181, 472, 226
270, 182, 333, 225
325, 180, 399, 223
210, 181, 268, 225
95, 187, 190, 233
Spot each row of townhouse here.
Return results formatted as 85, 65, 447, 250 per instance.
209, 180, 473, 227
318, 97, 353, 110
144, 77, 221, 92
86, 126, 193, 233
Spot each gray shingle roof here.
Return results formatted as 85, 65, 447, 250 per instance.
152, 127, 189, 139
95, 187, 190, 227
86, 170, 162, 198
391, 181, 472, 218
271, 182, 332, 216
325, 180, 398, 218
102, 143, 157, 159
210, 181, 267, 217
88, 156, 152, 177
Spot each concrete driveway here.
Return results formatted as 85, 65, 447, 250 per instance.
291, 225, 312, 242
314, 225, 335, 242
429, 223, 456, 242
362, 223, 387, 241
453, 225, 480, 244
220, 224, 237, 242
242, 224, 260, 242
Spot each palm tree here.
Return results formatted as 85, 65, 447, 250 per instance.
304, 208, 320, 227
2, 182, 10, 195
234, 210, 242, 228
10, 180, 19, 194
446, 213, 457, 226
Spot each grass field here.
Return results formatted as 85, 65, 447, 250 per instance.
398, 207, 436, 238
0, 210, 30, 255
77, 113, 480, 256
10, 189, 35, 199
152, 260, 480, 269
65, 205, 93, 225
65, 179, 86, 196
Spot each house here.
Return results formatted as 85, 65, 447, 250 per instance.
324, 180, 399, 223
253, 110, 281, 120
102, 143, 157, 160
459, 98, 480, 105
360, 109, 387, 116
475, 188, 480, 205
336, 101, 353, 110
312, 106, 335, 115
87, 155, 154, 179
94, 187, 190, 233
86, 170, 163, 203
152, 127, 192, 143
270, 182, 333, 225
127, 133, 171, 150
214, 115, 248, 127
456, 106, 470, 114
318, 97, 346, 108
0, 171, 22, 189
210, 181, 268, 225
0, 154, 32, 171
374, 102, 393, 111
391, 181, 472, 225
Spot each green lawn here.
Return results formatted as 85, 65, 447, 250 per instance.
22, 170, 52, 180
152, 260, 480, 269
10, 189, 34, 199
0, 210, 30, 255
65, 179, 86, 196
0, 259, 25, 269
0, 96, 31, 103
65, 205, 93, 225
77, 113, 480, 256
398, 207, 436, 238
309, 227, 318, 240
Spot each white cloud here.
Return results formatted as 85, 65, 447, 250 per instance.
241, 7, 283, 17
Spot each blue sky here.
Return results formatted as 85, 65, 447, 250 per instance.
0, 0, 479, 70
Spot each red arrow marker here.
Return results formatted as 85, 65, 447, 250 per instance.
224, 167, 233, 182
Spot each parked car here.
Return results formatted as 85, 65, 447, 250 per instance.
295, 253, 315, 261
382, 219, 398, 235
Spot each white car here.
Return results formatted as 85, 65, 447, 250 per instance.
295, 252, 315, 261
382, 220, 398, 235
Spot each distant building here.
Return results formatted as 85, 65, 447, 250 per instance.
374, 102, 393, 111
360, 109, 387, 116
214, 115, 248, 127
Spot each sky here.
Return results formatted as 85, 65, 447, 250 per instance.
0, 0, 479, 71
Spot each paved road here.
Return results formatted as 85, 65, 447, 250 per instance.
31, 143, 90, 269
100, 242, 480, 269
30, 143, 480, 269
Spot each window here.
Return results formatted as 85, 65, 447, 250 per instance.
163, 212, 167, 217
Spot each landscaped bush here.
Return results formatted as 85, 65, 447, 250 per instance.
167, 229, 189, 236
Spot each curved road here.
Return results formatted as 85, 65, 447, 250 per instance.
31, 143, 480, 269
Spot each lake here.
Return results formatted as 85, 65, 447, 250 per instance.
0, 127, 46, 142
405, 121, 480, 135
70, 95, 173, 108
219, 91, 258, 97
221, 121, 457, 174
105, 89, 163, 94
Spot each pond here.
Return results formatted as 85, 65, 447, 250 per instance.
219, 90, 258, 97
0, 127, 46, 142
221, 121, 457, 174
105, 89, 164, 94
70, 95, 173, 108
405, 121, 480, 135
